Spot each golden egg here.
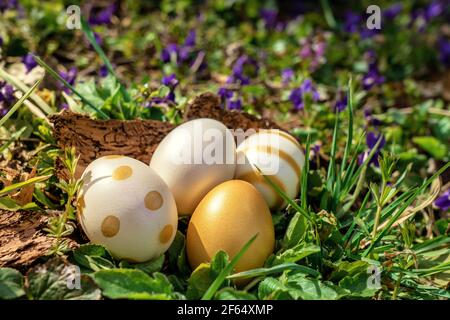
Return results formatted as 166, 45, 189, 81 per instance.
186, 180, 275, 273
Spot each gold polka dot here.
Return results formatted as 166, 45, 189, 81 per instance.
76, 195, 85, 217
159, 224, 173, 244
112, 166, 133, 180
145, 191, 164, 211
104, 155, 124, 159
101, 215, 120, 237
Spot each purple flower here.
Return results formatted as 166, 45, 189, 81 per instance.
218, 87, 233, 101
0, 81, 15, 116
22, 54, 37, 73
362, 65, 385, 90
384, 3, 403, 20
344, 11, 362, 33
162, 73, 179, 88
231, 55, 259, 85
281, 68, 294, 84
160, 43, 178, 63
58, 67, 77, 94
0, 36, 3, 47
434, 189, 450, 212
299, 37, 327, 72
99, 65, 108, 77
0, 0, 19, 13
426, 0, 444, 20
184, 30, 196, 47
260, 8, 278, 29
334, 91, 347, 112
438, 37, 450, 67
364, 107, 382, 127
89, 3, 117, 26
289, 79, 319, 111
60, 103, 69, 110
161, 74, 179, 102
358, 131, 386, 166
228, 98, 242, 110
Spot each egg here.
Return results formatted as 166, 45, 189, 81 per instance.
234, 129, 304, 210
186, 180, 275, 273
150, 118, 236, 215
76, 155, 178, 262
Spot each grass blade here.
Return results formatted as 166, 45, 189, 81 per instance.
202, 234, 258, 300
363, 161, 450, 257
0, 175, 52, 197
0, 67, 53, 115
340, 77, 353, 177
0, 79, 42, 127
80, 18, 131, 102
32, 55, 110, 119
227, 262, 320, 280
301, 134, 311, 211
256, 166, 313, 222
320, 0, 337, 29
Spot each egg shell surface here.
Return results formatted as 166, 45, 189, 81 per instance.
150, 118, 236, 215
77, 155, 178, 262
234, 129, 304, 210
186, 180, 275, 273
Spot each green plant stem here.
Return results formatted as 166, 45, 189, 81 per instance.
372, 184, 385, 239
392, 273, 402, 300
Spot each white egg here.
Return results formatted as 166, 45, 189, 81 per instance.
234, 129, 304, 210
76, 155, 178, 262
150, 118, 236, 215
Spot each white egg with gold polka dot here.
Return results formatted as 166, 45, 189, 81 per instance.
76, 155, 178, 263
234, 129, 304, 210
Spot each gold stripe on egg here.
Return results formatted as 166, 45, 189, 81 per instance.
236, 169, 285, 209
259, 129, 301, 148
242, 145, 302, 178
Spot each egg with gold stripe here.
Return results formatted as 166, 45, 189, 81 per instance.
77, 155, 178, 262
234, 129, 304, 210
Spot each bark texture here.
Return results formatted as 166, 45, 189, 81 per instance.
0, 210, 77, 270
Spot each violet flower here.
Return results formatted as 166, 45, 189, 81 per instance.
289, 79, 319, 111
58, 67, 78, 94
343, 11, 362, 33
299, 37, 327, 72
99, 65, 108, 77
281, 68, 294, 84
161, 74, 179, 102
183, 30, 196, 47
434, 189, 450, 212
89, 3, 117, 26
22, 53, 37, 73
160, 43, 178, 63
0, 81, 15, 116
358, 131, 386, 166
334, 91, 347, 112
260, 8, 278, 29
231, 55, 259, 85
0, 0, 20, 13
228, 98, 242, 110
384, 3, 403, 20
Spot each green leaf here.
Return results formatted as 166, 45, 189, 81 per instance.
286, 274, 345, 300
27, 257, 101, 300
283, 212, 307, 249
0, 175, 51, 197
93, 269, 173, 300
0, 197, 39, 211
71, 244, 117, 273
0, 79, 41, 127
272, 244, 320, 265
228, 262, 320, 280
167, 231, 190, 275
412, 136, 448, 160
202, 234, 258, 300
215, 288, 257, 300
119, 255, 165, 275
186, 263, 214, 300
328, 260, 369, 282
338, 272, 379, 298
0, 268, 25, 299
